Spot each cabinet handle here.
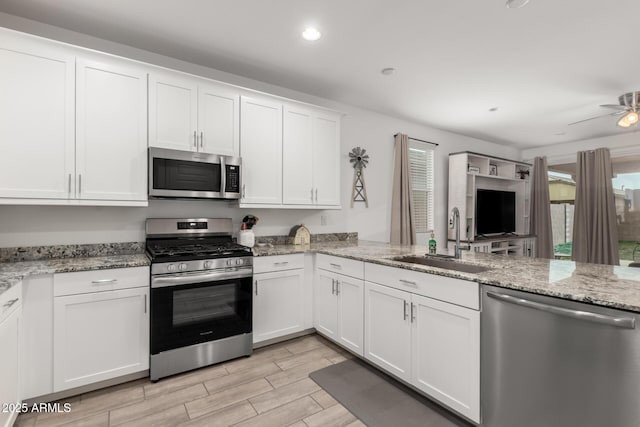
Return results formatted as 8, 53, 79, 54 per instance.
200, 131, 204, 149
274, 261, 289, 266
144, 294, 147, 314
399, 279, 417, 286
403, 300, 408, 320
329, 263, 342, 270
311, 188, 314, 202
242, 184, 246, 199
3, 298, 19, 308
336, 280, 340, 295
68, 174, 71, 194
78, 174, 82, 194
331, 279, 336, 295
193, 131, 197, 148
91, 279, 117, 285
411, 303, 416, 323
315, 188, 318, 202
255, 280, 258, 295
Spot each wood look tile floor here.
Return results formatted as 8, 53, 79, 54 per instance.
16, 335, 366, 427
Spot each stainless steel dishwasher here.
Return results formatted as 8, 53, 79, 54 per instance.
481, 285, 640, 427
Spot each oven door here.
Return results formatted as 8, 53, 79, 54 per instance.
149, 147, 223, 199
150, 268, 252, 354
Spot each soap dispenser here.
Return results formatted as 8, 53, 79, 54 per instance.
428, 230, 437, 255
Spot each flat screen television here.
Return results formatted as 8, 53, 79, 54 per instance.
476, 189, 516, 236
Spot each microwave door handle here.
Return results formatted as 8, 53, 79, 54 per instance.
220, 157, 226, 197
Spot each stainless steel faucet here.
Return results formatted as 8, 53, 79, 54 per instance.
450, 207, 463, 259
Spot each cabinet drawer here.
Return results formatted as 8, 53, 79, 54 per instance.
254, 254, 304, 274
364, 263, 479, 310
54, 267, 149, 296
316, 254, 364, 279
0, 281, 22, 322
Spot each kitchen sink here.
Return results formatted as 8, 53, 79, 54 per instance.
391, 255, 492, 274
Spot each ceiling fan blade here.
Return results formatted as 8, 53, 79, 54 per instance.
568, 112, 620, 126
600, 104, 627, 110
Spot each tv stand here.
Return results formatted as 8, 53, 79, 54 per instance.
448, 152, 535, 257
452, 234, 536, 257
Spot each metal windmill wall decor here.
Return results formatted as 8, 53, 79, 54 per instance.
349, 146, 370, 207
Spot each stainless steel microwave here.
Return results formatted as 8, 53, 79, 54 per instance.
149, 148, 241, 200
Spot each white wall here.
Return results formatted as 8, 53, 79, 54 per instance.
522, 132, 640, 164
0, 12, 520, 248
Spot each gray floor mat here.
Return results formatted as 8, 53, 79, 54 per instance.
309, 358, 473, 427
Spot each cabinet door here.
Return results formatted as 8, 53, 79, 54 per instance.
149, 73, 198, 151
253, 269, 304, 344
240, 96, 283, 205
411, 294, 480, 422
198, 83, 239, 156
53, 287, 149, 392
364, 281, 411, 382
283, 104, 314, 205
312, 112, 341, 206
0, 307, 20, 427
76, 57, 147, 201
0, 35, 75, 200
314, 270, 338, 340
336, 275, 364, 356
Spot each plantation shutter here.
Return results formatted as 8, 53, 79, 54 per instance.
409, 143, 434, 233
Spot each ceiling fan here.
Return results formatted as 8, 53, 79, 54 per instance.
569, 91, 640, 128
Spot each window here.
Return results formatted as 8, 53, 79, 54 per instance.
548, 155, 640, 265
409, 142, 434, 233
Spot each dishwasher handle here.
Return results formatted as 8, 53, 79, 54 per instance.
487, 291, 636, 329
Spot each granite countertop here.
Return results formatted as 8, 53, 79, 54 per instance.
255, 240, 640, 313
0, 253, 150, 297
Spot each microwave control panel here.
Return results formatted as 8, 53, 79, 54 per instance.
225, 165, 240, 193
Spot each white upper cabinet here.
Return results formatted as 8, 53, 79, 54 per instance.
0, 33, 75, 200
240, 95, 283, 205
149, 72, 240, 156
282, 104, 341, 207
312, 112, 341, 206
76, 57, 147, 201
283, 104, 314, 205
148, 73, 198, 152
198, 82, 239, 156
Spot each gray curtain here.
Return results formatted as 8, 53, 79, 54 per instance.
529, 157, 554, 258
390, 133, 416, 245
572, 148, 620, 265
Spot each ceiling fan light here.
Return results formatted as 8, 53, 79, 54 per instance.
617, 112, 638, 128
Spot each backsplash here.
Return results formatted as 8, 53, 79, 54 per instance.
0, 242, 145, 262
256, 232, 358, 246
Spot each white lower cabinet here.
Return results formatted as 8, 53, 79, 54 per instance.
253, 268, 305, 344
363, 264, 481, 423
363, 281, 412, 381
53, 268, 149, 392
0, 282, 21, 427
315, 268, 364, 356
411, 294, 480, 422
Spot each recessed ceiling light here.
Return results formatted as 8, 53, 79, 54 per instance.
506, 0, 530, 8
381, 68, 395, 76
488, 107, 499, 112
302, 28, 322, 41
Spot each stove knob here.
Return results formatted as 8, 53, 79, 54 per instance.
204, 261, 212, 269
167, 264, 177, 272
235, 258, 244, 266
178, 263, 188, 271
226, 259, 234, 267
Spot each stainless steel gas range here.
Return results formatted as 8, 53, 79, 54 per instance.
146, 218, 253, 382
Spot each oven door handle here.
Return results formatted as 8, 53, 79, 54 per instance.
152, 268, 253, 288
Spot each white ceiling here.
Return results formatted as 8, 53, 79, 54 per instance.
2, 0, 640, 149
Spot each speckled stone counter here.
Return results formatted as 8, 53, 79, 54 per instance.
255, 240, 640, 313
0, 244, 150, 298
